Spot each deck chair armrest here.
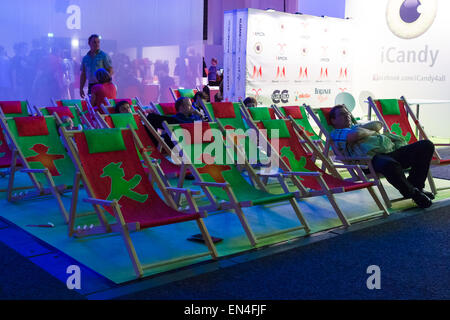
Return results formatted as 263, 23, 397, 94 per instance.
334, 164, 369, 182
333, 164, 360, 169
166, 187, 201, 195
283, 171, 321, 177
192, 181, 229, 188
256, 171, 282, 178
83, 197, 114, 207
335, 156, 372, 162
21, 168, 48, 174
165, 187, 200, 213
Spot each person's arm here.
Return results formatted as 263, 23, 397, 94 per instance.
104, 53, 114, 76
79, 66, 86, 98
359, 121, 382, 132
107, 66, 114, 76
347, 126, 377, 145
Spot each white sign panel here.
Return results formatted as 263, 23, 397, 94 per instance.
224, 8, 354, 107
346, 0, 450, 136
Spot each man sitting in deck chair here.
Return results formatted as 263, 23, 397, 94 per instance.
329, 104, 435, 209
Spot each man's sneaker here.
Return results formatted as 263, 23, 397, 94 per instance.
411, 188, 433, 208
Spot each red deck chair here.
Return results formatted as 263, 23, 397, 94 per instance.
170, 88, 198, 102
243, 106, 277, 122
61, 127, 218, 278
368, 96, 450, 166
250, 118, 389, 226
305, 104, 437, 207
0, 100, 30, 118
150, 102, 177, 116
95, 111, 181, 178
101, 98, 144, 115
53, 99, 97, 128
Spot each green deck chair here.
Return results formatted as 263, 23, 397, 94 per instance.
0, 115, 79, 223
0, 101, 30, 118
164, 121, 310, 247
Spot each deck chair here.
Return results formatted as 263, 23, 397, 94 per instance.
34, 106, 92, 129
242, 106, 277, 122
163, 121, 311, 247
101, 98, 144, 115
305, 104, 436, 207
368, 96, 450, 166
0, 100, 31, 118
0, 128, 16, 179
53, 99, 97, 128
200, 101, 271, 165
150, 102, 178, 116
94, 111, 181, 179
272, 105, 323, 143
0, 115, 79, 223
0, 101, 30, 177
170, 88, 199, 102
61, 126, 218, 278
248, 117, 389, 226
53, 99, 88, 111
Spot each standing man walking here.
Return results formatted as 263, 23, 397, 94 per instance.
79, 34, 113, 98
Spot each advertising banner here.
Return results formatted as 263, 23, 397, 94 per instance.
224, 8, 353, 108
346, 0, 450, 136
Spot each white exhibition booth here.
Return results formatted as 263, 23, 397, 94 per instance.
224, 0, 450, 137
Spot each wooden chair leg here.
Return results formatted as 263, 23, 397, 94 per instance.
367, 186, 390, 217
196, 218, 218, 259
113, 201, 143, 278
289, 198, 311, 233
234, 206, 257, 247
325, 191, 350, 227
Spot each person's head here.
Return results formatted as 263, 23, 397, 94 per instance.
329, 104, 352, 129
115, 100, 132, 114
95, 68, 112, 84
193, 91, 209, 104
88, 34, 101, 52
175, 97, 194, 115
211, 58, 218, 66
61, 116, 74, 130
243, 97, 257, 108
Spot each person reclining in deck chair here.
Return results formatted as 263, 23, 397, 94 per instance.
60, 115, 83, 131
329, 104, 435, 209
114, 100, 132, 114
243, 96, 257, 108
145, 97, 205, 146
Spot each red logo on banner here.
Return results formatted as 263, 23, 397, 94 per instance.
277, 43, 287, 54
299, 67, 308, 79
251, 65, 263, 79
320, 67, 328, 79
276, 66, 286, 79
339, 67, 348, 79
317, 95, 329, 103
252, 88, 262, 98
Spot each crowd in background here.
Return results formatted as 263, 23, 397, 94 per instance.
0, 39, 208, 106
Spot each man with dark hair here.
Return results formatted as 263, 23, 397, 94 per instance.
173, 97, 204, 123
243, 96, 257, 108
329, 104, 435, 208
79, 34, 113, 98
145, 97, 204, 148
115, 100, 132, 114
